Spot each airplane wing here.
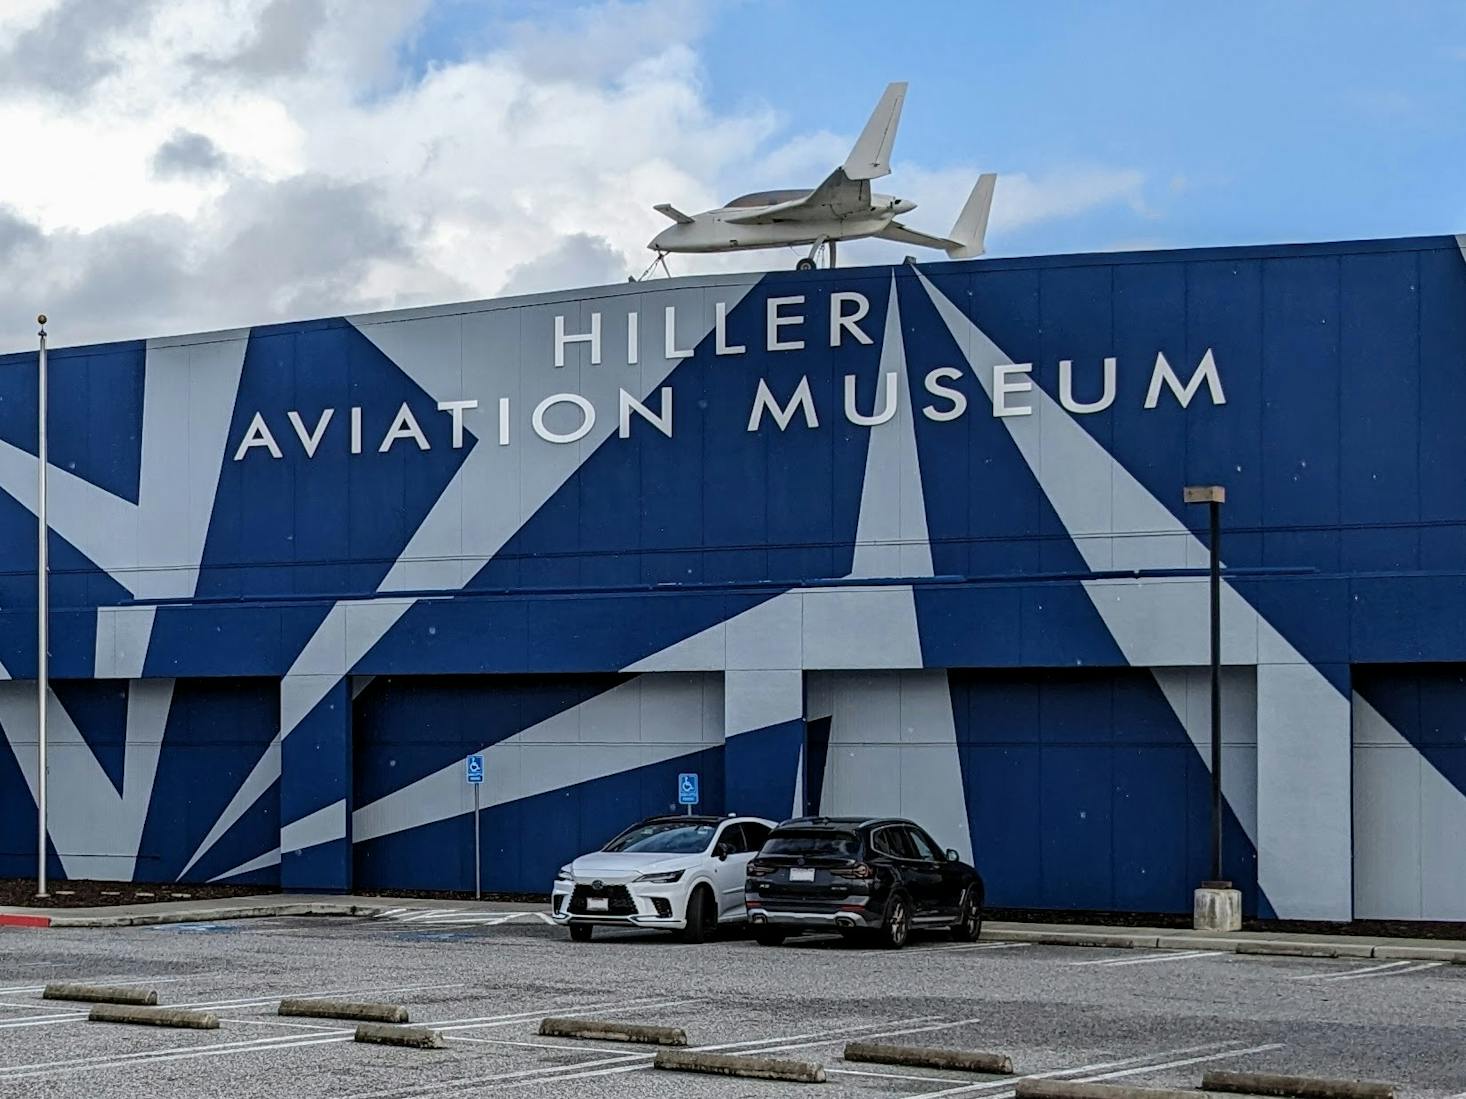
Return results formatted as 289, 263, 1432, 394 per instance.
876, 220, 959, 251
843, 81, 907, 181
723, 168, 871, 225
653, 203, 695, 225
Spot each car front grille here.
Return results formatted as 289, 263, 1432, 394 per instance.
569, 883, 636, 915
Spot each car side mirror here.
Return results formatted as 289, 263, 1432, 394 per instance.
715, 843, 732, 861
946, 849, 960, 862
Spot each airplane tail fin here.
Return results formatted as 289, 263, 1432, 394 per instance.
843, 82, 907, 181
944, 173, 997, 258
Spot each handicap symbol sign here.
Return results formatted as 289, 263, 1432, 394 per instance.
466, 754, 484, 784
678, 772, 699, 805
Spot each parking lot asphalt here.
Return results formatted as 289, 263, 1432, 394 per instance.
0, 912, 1462, 1099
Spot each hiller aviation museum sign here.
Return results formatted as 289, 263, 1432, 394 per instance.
231, 292, 1226, 460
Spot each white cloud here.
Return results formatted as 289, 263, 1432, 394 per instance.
0, 0, 1148, 351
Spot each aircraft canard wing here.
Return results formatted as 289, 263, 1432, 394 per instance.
876, 220, 959, 251
653, 203, 695, 225
722, 167, 871, 225
843, 81, 907, 181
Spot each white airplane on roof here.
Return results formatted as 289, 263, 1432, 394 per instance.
647, 82, 997, 272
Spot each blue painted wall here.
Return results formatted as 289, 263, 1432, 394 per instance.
0, 235, 1463, 918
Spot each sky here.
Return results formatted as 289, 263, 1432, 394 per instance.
1, 0, 1463, 350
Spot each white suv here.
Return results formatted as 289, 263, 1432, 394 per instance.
551, 814, 776, 943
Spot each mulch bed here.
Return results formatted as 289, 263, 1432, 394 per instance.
0, 878, 281, 909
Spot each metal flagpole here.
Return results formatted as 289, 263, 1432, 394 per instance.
36, 314, 49, 900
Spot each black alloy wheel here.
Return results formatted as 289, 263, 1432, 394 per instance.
879, 892, 910, 949
951, 888, 982, 942
681, 886, 717, 944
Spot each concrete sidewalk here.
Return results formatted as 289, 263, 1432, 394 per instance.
2, 893, 1464, 963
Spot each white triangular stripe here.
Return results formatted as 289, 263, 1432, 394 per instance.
916, 270, 1352, 919
207, 847, 281, 884
0, 679, 173, 881
183, 288, 751, 880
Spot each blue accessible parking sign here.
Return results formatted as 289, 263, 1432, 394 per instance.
466, 754, 484, 784
678, 772, 699, 806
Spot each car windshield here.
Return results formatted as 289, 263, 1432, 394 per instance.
762, 830, 861, 857
604, 822, 716, 854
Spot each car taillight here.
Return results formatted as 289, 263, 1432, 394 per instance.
834, 863, 873, 879
748, 861, 773, 877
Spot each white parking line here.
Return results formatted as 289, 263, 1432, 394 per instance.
1326, 961, 1443, 982
1289, 960, 1413, 981
917, 1040, 1279, 1098
0, 980, 466, 1032
829, 1066, 969, 1083
488, 1036, 1241, 1094
1103, 949, 1226, 968
1071, 950, 1223, 968
0, 994, 693, 1081
0, 974, 189, 995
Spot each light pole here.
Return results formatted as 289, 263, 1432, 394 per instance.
1183, 484, 1226, 889
36, 314, 49, 900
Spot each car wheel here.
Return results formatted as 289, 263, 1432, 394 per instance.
681, 886, 716, 944
568, 923, 593, 942
754, 927, 787, 947
951, 889, 983, 942
879, 892, 911, 950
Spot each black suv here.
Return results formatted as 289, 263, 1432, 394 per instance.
744, 817, 983, 949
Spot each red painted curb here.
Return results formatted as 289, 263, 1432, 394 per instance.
0, 914, 51, 928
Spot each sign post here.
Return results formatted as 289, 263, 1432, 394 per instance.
466, 754, 484, 899
677, 772, 699, 815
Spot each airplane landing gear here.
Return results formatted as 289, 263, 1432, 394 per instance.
632, 250, 674, 281
795, 238, 838, 272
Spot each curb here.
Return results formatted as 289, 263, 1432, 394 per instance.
1203, 1070, 1394, 1099
843, 1041, 1013, 1074
978, 927, 1466, 964
354, 1023, 444, 1050
539, 1017, 687, 1046
88, 1004, 219, 1029
654, 1049, 826, 1083
44, 983, 158, 1006
989, 929, 1159, 950
1015, 1080, 1195, 1099
0, 903, 389, 929
0, 914, 51, 928
3, 902, 1462, 965
280, 998, 408, 1024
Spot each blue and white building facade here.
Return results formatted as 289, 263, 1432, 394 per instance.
2, 233, 1465, 922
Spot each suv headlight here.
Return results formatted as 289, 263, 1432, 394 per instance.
555, 865, 574, 882
634, 869, 685, 884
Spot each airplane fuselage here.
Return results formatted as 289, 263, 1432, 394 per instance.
650, 193, 914, 254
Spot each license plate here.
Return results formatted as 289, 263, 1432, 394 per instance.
789, 868, 816, 882
587, 897, 609, 912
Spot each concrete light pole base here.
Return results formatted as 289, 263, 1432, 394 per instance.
1193, 882, 1241, 932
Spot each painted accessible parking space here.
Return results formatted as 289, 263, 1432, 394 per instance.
0, 922, 1462, 1098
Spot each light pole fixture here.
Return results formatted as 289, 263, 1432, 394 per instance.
36, 314, 49, 900
1183, 484, 1226, 886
